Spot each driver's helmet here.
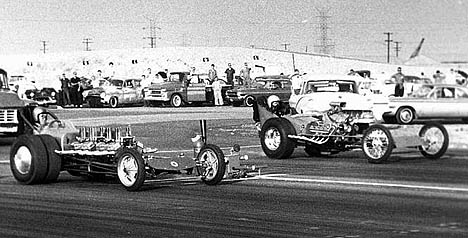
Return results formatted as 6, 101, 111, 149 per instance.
32, 106, 48, 122
267, 95, 281, 108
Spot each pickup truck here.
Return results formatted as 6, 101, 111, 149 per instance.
0, 68, 28, 136
144, 72, 232, 107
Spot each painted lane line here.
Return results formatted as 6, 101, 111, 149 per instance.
257, 174, 468, 193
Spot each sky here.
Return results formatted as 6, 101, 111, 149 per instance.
1, 0, 467, 63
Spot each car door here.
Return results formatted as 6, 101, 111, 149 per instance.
455, 87, 468, 117
428, 87, 457, 118
122, 80, 136, 103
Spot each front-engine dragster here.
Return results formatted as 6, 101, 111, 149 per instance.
252, 95, 449, 164
10, 106, 260, 191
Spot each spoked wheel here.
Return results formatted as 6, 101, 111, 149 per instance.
260, 118, 296, 159
197, 144, 226, 185
418, 122, 449, 159
116, 148, 146, 191
362, 124, 394, 164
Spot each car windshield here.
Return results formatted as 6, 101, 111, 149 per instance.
110, 80, 124, 87
304, 80, 357, 93
410, 85, 434, 97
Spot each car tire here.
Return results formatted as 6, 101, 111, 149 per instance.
116, 148, 146, 191
10, 134, 49, 184
260, 118, 296, 159
244, 96, 255, 107
362, 124, 394, 164
170, 94, 183, 107
396, 107, 414, 124
109, 97, 119, 108
37, 134, 62, 183
418, 122, 449, 159
304, 145, 322, 157
197, 144, 226, 185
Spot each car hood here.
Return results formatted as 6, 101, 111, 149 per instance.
0, 90, 26, 108
147, 82, 179, 90
295, 92, 372, 113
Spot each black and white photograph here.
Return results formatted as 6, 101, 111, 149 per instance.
1, 0, 468, 237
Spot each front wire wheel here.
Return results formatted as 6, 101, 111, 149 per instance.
197, 144, 226, 185
418, 122, 449, 159
362, 124, 394, 164
116, 148, 146, 191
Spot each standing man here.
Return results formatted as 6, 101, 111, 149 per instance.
208, 64, 217, 84
69, 71, 81, 107
225, 63, 235, 86
239, 62, 251, 87
212, 77, 224, 106
391, 67, 405, 97
60, 73, 71, 106
290, 69, 303, 95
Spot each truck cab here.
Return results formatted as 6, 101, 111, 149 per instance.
0, 68, 28, 135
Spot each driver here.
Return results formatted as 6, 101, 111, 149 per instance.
32, 107, 56, 133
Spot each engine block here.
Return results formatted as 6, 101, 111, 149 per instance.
70, 125, 135, 151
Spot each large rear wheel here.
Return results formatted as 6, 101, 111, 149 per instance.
197, 144, 226, 185
418, 122, 449, 159
38, 135, 62, 183
260, 118, 296, 159
10, 135, 49, 184
362, 124, 394, 164
116, 148, 146, 191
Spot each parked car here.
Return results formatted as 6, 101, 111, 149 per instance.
84, 78, 144, 108
289, 74, 373, 114
382, 84, 468, 124
144, 72, 232, 107
24, 87, 57, 106
226, 75, 292, 107
379, 75, 432, 97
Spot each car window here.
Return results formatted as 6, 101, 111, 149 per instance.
111, 80, 123, 87
443, 88, 454, 98
455, 88, 468, 98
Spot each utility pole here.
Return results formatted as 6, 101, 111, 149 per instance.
384, 32, 393, 63
82, 38, 93, 51
394, 41, 401, 58
143, 18, 161, 48
40, 40, 48, 54
281, 43, 290, 51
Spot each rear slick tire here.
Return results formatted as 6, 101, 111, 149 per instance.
10, 135, 49, 184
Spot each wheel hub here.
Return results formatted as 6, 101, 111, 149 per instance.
14, 146, 32, 175
118, 155, 138, 186
264, 128, 281, 150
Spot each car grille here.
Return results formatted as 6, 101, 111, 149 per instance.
0, 109, 18, 123
226, 91, 237, 97
150, 90, 161, 95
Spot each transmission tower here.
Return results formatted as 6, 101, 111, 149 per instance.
143, 18, 161, 48
82, 38, 93, 51
40, 40, 48, 54
314, 8, 334, 55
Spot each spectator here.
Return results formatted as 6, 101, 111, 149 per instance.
290, 69, 303, 95
60, 73, 71, 106
69, 71, 82, 107
433, 70, 446, 84
104, 62, 115, 79
240, 62, 252, 87
391, 67, 405, 97
347, 69, 356, 76
446, 69, 457, 85
208, 64, 217, 84
212, 77, 224, 106
225, 63, 235, 86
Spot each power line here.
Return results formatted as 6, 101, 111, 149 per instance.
82, 38, 93, 51
394, 41, 402, 58
384, 32, 393, 63
143, 18, 161, 48
40, 40, 48, 54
